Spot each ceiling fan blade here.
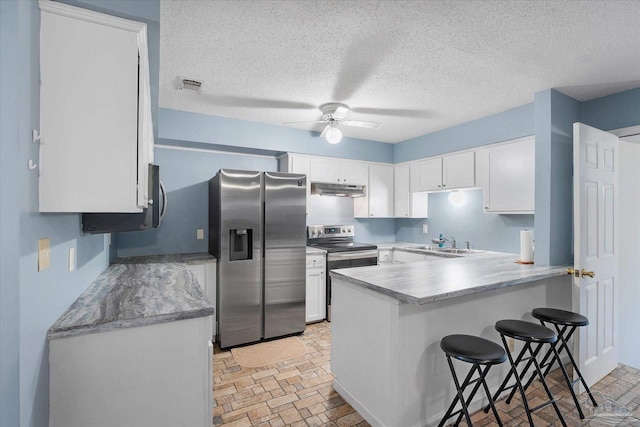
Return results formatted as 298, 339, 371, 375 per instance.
332, 106, 351, 120
319, 124, 330, 138
350, 107, 431, 119
341, 120, 381, 129
282, 120, 327, 125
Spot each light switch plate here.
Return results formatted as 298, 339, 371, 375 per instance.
38, 238, 51, 272
422, 224, 428, 234
197, 229, 204, 240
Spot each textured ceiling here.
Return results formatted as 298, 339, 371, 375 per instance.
159, 0, 640, 144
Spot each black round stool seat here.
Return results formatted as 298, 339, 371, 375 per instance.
532, 307, 589, 326
495, 320, 557, 343
441, 334, 507, 365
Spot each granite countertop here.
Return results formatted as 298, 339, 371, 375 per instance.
48, 262, 214, 340
113, 252, 216, 265
330, 252, 568, 305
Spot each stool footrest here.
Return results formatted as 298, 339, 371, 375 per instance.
530, 399, 556, 413
571, 378, 581, 386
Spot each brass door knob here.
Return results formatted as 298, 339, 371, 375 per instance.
581, 269, 595, 278
567, 268, 578, 277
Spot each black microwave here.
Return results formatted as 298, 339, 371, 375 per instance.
81, 164, 165, 234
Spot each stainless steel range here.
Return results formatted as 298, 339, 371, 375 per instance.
307, 225, 377, 321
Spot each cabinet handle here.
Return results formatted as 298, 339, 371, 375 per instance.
442, 184, 446, 188
484, 206, 489, 210
437, 184, 442, 188
370, 213, 373, 216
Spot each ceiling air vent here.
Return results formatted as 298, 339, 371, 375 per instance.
178, 77, 204, 94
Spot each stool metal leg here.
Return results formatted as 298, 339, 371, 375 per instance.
439, 357, 504, 427
487, 335, 568, 427
439, 355, 473, 427
522, 321, 598, 419
499, 334, 536, 427
530, 344, 568, 426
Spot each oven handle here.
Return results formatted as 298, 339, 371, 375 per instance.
327, 250, 378, 261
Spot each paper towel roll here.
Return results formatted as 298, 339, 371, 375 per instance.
520, 230, 534, 262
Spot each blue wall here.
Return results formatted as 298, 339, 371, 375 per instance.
117, 144, 278, 256
396, 190, 534, 253
0, 1, 161, 426
394, 103, 535, 163
582, 87, 640, 131
534, 89, 582, 266
1, 2, 22, 425
159, 108, 394, 163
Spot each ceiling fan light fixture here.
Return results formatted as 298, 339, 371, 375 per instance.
325, 121, 342, 144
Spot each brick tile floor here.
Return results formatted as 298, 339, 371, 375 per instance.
213, 321, 640, 426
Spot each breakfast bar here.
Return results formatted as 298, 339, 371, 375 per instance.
329, 251, 571, 427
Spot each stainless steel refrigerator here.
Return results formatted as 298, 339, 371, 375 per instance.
209, 169, 307, 348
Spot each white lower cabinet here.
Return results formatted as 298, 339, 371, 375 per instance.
392, 250, 427, 263
187, 260, 217, 340
49, 316, 213, 427
306, 253, 326, 322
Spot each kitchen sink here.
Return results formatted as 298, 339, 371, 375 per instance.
420, 246, 481, 255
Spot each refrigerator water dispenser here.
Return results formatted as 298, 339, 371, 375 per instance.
229, 229, 252, 261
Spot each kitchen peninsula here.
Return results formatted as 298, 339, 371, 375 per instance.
329, 251, 571, 427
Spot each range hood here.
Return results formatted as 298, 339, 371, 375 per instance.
311, 182, 366, 197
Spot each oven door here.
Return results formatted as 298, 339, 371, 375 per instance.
326, 250, 378, 321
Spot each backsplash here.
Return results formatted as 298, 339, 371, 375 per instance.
396, 190, 534, 254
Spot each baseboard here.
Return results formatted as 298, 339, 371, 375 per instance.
332, 379, 387, 427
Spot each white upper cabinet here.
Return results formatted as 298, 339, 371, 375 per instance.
39, 1, 153, 213
394, 164, 428, 218
354, 164, 394, 218
410, 157, 442, 192
309, 158, 368, 185
443, 151, 475, 189
476, 136, 535, 214
409, 151, 475, 193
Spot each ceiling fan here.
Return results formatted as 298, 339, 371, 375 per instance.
283, 103, 382, 144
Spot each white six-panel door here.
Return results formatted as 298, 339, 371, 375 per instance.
573, 122, 619, 387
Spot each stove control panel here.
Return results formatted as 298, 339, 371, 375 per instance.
307, 224, 354, 239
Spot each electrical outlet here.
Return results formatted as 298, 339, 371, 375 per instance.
507, 337, 515, 353
68, 247, 75, 272
197, 229, 204, 240
38, 238, 51, 272
422, 224, 428, 234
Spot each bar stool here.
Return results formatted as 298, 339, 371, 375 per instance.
487, 320, 567, 427
524, 308, 598, 418
439, 334, 507, 427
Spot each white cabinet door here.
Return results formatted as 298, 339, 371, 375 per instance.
306, 254, 326, 323
394, 164, 428, 218
479, 137, 535, 213
410, 157, 443, 192
309, 158, 341, 183
443, 151, 475, 189
368, 164, 394, 217
341, 160, 369, 185
280, 154, 310, 215
39, 1, 152, 213
392, 250, 426, 263
290, 155, 310, 175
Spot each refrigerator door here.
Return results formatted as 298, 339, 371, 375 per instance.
217, 170, 263, 348
263, 172, 307, 339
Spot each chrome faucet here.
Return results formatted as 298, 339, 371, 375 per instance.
432, 235, 456, 249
